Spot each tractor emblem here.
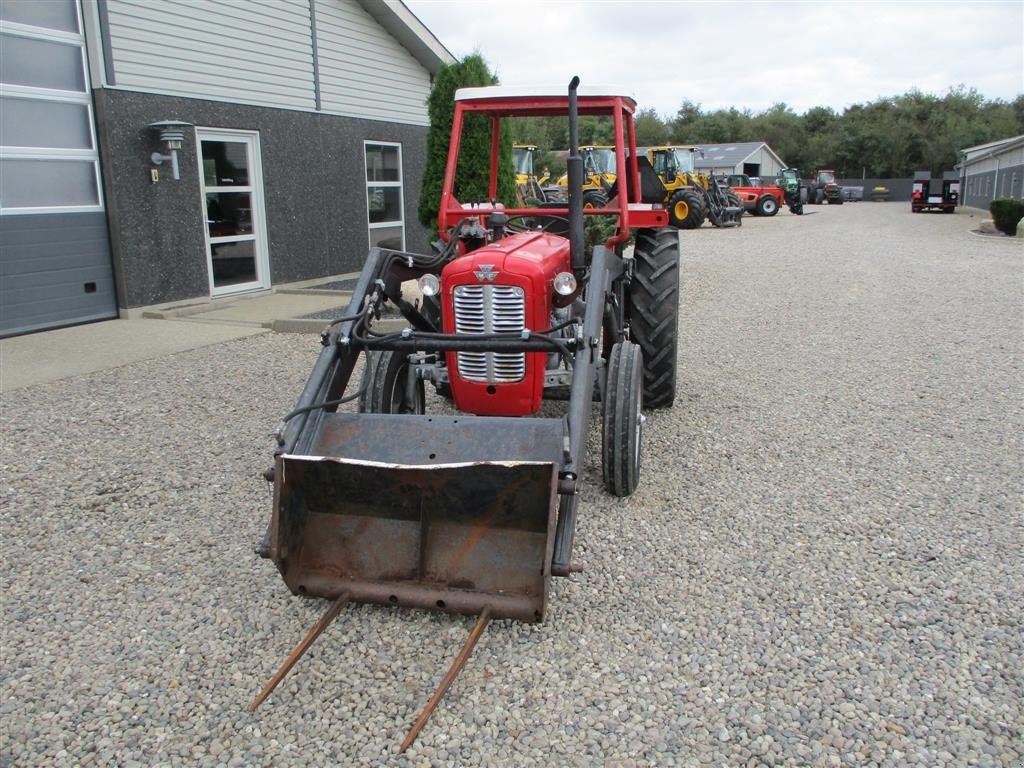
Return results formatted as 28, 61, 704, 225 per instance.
474, 264, 499, 282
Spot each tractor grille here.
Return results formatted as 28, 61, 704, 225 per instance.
453, 284, 526, 383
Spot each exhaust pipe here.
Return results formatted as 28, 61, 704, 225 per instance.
566, 76, 584, 274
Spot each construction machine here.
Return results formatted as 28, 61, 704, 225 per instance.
252, 78, 679, 748
554, 144, 617, 208
512, 143, 562, 205
648, 146, 743, 229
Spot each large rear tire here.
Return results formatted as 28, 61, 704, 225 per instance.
602, 341, 643, 497
630, 228, 679, 409
667, 189, 705, 229
756, 195, 779, 216
358, 350, 425, 414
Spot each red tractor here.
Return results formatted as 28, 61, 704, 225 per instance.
807, 169, 844, 204
258, 79, 678, 627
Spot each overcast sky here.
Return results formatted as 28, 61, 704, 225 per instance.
405, 0, 1024, 117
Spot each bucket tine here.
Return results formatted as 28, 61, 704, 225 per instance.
400, 608, 492, 753
249, 592, 349, 711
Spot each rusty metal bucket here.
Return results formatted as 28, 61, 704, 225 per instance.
267, 413, 565, 622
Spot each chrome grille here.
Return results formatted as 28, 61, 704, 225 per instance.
453, 284, 526, 383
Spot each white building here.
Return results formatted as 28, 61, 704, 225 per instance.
957, 135, 1024, 209
1, 0, 454, 336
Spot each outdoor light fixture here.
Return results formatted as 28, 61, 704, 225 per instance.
148, 120, 192, 180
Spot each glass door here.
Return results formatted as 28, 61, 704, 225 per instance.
197, 129, 269, 296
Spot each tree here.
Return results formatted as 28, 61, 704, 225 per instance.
635, 108, 668, 147
418, 53, 515, 229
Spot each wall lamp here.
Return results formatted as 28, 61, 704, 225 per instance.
148, 120, 192, 180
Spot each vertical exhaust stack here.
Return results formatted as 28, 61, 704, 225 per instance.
566, 76, 584, 274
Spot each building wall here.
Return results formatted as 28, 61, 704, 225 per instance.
102, 0, 430, 125
742, 146, 785, 179
94, 89, 430, 308
315, 0, 432, 125
961, 163, 1024, 209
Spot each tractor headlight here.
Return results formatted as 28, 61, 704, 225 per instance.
553, 272, 577, 297
418, 274, 441, 297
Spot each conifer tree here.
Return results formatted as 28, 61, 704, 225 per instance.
418, 53, 515, 229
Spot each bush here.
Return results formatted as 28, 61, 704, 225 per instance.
989, 198, 1024, 236
418, 54, 516, 231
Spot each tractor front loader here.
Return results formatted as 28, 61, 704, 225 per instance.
251, 78, 678, 749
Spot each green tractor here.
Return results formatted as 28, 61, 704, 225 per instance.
777, 168, 804, 215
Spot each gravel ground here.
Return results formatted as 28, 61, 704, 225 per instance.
2, 203, 1021, 767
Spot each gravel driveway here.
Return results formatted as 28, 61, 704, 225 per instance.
2, 203, 1021, 767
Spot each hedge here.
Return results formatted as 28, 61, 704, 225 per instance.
989, 198, 1024, 236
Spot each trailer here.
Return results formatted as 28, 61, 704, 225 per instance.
911, 171, 959, 213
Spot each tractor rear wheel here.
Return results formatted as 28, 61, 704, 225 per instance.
358, 350, 425, 414
667, 189, 705, 229
582, 189, 608, 209
756, 195, 779, 216
602, 340, 643, 497
630, 228, 679, 409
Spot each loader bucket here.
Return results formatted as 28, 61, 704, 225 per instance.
269, 413, 565, 622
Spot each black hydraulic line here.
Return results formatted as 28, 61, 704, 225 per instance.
279, 248, 387, 454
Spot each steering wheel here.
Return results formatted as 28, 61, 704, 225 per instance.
505, 213, 570, 234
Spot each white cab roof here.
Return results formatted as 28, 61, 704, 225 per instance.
454, 85, 635, 104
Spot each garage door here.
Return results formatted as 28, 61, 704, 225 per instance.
0, 0, 116, 336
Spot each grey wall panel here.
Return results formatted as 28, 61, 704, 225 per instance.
963, 164, 1024, 209
104, 0, 315, 111
94, 89, 429, 307
315, 0, 431, 125
0, 212, 117, 336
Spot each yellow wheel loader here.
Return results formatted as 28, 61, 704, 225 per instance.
555, 144, 616, 208
512, 143, 562, 205
648, 146, 743, 229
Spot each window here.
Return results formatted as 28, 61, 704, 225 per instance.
0, 1, 101, 215
364, 142, 404, 251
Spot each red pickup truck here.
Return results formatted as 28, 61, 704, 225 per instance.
721, 174, 783, 216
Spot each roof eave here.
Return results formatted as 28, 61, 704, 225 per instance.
355, 0, 456, 76
956, 135, 1024, 169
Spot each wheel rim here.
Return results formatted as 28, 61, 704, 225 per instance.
674, 200, 689, 219
763, 198, 776, 213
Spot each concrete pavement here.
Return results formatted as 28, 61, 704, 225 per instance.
1, 274, 359, 392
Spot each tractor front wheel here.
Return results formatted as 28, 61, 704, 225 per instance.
667, 189, 705, 229
756, 195, 779, 216
358, 350, 425, 414
602, 340, 643, 497
582, 189, 608, 209
630, 228, 679, 409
